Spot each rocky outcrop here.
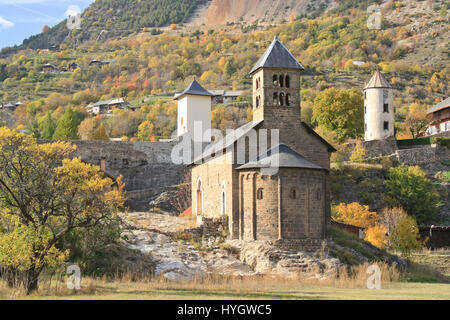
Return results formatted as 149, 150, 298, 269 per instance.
121, 212, 347, 281
189, 0, 336, 26
229, 240, 344, 279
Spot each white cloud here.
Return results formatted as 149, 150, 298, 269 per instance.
0, 16, 14, 30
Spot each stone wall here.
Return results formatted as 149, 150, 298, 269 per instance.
343, 137, 398, 160
395, 144, 449, 165
38, 140, 185, 210
238, 168, 326, 241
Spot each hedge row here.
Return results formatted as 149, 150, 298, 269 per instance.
397, 137, 450, 147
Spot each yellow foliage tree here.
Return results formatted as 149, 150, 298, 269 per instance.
333, 202, 378, 228
0, 128, 125, 293
364, 224, 387, 248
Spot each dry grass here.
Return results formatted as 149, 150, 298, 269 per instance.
0, 262, 407, 300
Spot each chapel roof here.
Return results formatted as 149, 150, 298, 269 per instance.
236, 143, 325, 170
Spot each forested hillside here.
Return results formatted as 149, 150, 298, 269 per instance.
0, 0, 448, 143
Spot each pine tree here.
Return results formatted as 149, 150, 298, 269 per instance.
40, 112, 56, 139
93, 122, 109, 141
53, 106, 80, 140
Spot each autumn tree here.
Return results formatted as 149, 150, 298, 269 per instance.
78, 117, 97, 140
137, 120, 155, 141
404, 103, 429, 138
333, 202, 378, 228
312, 88, 364, 143
93, 122, 109, 141
0, 128, 125, 293
389, 215, 423, 257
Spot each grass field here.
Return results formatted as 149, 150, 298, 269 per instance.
1, 250, 448, 300
3, 280, 450, 300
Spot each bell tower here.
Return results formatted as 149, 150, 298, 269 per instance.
250, 37, 304, 127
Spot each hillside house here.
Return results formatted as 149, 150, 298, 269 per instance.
0, 103, 16, 112
69, 62, 81, 72
209, 90, 244, 105
41, 63, 59, 73
426, 97, 450, 136
89, 59, 116, 67
86, 98, 132, 115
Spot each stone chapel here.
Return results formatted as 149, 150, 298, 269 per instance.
182, 37, 336, 243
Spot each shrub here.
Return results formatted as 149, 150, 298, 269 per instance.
349, 141, 366, 163
389, 215, 423, 258
384, 165, 440, 224
332, 202, 378, 228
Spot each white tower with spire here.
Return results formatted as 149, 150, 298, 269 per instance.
174, 79, 213, 142
363, 70, 394, 141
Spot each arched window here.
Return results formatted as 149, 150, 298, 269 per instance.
273, 75, 278, 86
257, 188, 264, 200
273, 92, 278, 106
279, 92, 285, 106
285, 75, 290, 88
285, 94, 290, 106
256, 78, 260, 89
290, 188, 297, 199
279, 75, 284, 87
256, 96, 260, 108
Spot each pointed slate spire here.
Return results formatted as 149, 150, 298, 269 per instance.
364, 70, 392, 90
174, 79, 213, 100
249, 37, 304, 75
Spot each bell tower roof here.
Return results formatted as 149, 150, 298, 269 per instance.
174, 79, 213, 100
364, 70, 392, 90
249, 36, 305, 75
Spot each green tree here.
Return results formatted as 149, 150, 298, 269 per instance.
384, 165, 440, 224
53, 106, 81, 140
40, 112, 56, 139
0, 127, 125, 293
312, 88, 364, 143
389, 214, 423, 257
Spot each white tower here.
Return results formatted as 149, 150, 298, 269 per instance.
363, 70, 394, 141
174, 79, 212, 142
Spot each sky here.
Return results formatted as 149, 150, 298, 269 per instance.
0, 0, 94, 49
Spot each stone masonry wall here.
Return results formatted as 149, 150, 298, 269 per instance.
38, 140, 185, 210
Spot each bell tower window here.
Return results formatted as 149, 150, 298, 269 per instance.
279, 92, 285, 106
286, 94, 290, 106
256, 96, 260, 108
273, 92, 278, 106
279, 75, 284, 87
285, 75, 290, 88
273, 75, 278, 86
